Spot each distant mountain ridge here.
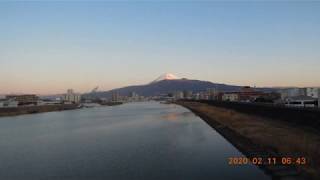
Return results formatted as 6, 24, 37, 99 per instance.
84, 74, 276, 98
85, 79, 240, 98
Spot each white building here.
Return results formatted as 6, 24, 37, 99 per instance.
7, 100, 18, 107
222, 93, 239, 102
174, 91, 184, 100
306, 87, 320, 98
63, 89, 81, 104
199, 92, 209, 100
193, 93, 200, 100
280, 88, 306, 100
0, 99, 18, 108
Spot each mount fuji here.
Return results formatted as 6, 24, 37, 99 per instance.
150, 73, 180, 84
84, 73, 256, 98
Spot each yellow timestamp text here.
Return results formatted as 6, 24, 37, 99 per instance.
228, 157, 307, 166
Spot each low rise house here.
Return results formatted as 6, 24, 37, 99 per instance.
0, 99, 18, 108
238, 86, 265, 102
198, 91, 209, 100
220, 87, 269, 103
183, 90, 193, 99
6, 94, 38, 106
254, 92, 281, 103
173, 91, 184, 100
2, 100, 18, 108
207, 88, 219, 100
222, 92, 239, 102
192, 93, 200, 100
238, 91, 265, 102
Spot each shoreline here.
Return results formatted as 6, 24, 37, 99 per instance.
0, 104, 80, 117
176, 101, 319, 180
99, 102, 123, 106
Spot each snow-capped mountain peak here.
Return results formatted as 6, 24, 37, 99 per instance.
151, 73, 179, 83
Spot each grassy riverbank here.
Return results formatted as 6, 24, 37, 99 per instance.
177, 101, 320, 180
0, 104, 80, 117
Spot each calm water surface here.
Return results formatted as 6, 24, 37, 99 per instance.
0, 102, 270, 180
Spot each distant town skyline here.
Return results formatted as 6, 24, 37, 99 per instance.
1, 1, 320, 94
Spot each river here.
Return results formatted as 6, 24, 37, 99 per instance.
0, 101, 270, 180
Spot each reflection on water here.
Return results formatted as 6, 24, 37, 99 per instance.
162, 111, 194, 121
0, 101, 270, 180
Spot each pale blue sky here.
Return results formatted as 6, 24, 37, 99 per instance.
0, 1, 319, 94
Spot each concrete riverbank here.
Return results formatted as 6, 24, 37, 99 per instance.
0, 104, 80, 117
176, 101, 320, 180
